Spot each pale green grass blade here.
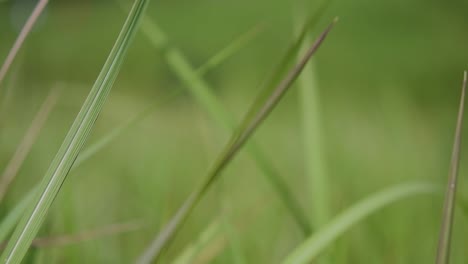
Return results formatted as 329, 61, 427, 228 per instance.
293, 0, 330, 230
282, 182, 440, 264
74, 89, 180, 168
127, 3, 333, 235
136, 19, 337, 264
0, 193, 35, 244
435, 70, 467, 264
0, 87, 59, 203
0, 0, 49, 87
0, 0, 150, 262
195, 24, 264, 76
172, 219, 223, 264
0, 89, 178, 246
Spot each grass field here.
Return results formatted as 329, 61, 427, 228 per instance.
1, 0, 468, 263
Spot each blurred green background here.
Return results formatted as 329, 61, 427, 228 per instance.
1, 0, 468, 263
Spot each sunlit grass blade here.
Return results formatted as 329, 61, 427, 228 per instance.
119, 0, 333, 236
0, 220, 143, 250
282, 182, 440, 264
435, 70, 467, 264
0, 87, 59, 203
195, 24, 264, 76
0, 0, 49, 87
136, 19, 337, 264
0, 0, 150, 262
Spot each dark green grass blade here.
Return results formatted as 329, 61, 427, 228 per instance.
127, 2, 330, 235
136, 19, 337, 264
0, 0, 49, 87
0, 0, 150, 262
435, 70, 467, 264
282, 182, 440, 264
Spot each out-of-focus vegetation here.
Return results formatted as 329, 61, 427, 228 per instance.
1, 0, 468, 263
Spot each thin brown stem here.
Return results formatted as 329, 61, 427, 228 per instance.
0, 0, 49, 86
0, 87, 59, 203
435, 70, 467, 264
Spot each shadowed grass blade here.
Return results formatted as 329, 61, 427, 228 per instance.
0, 0, 49, 87
136, 18, 337, 264
0, 0, 150, 262
124, 0, 332, 235
0, 87, 60, 203
282, 182, 440, 264
435, 70, 467, 264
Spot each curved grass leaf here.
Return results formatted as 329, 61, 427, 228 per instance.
120, 0, 332, 236
0, 0, 49, 87
136, 18, 337, 264
435, 70, 467, 264
0, 0, 150, 262
282, 182, 440, 264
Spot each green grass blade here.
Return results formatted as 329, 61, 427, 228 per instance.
126, 3, 332, 235
0, 193, 35, 244
0, 89, 178, 246
0, 87, 59, 203
0, 0, 150, 262
282, 182, 441, 264
172, 219, 223, 264
435, 70, 467, 264
136, 19, 337, 264
195, 24, 264, 76
0, 0, 49, 87
293, 1, 330, 230
74, 89, 180, 168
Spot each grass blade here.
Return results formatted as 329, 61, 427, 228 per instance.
195, 24, 264, 76
0, 89, 178, 246
0, 87, 59, 203
293, 0, 331, 230
282, 182, 440, 264
435, 70, 467, 264
0, 0, 150, 262
1, 220, 143, 250
172, 219, 223, 264
136, 18, 337, 264
0, 0, 49, 87
120, 0, 333, 235
73, 89, 180, 168
0, 193, 35, 244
